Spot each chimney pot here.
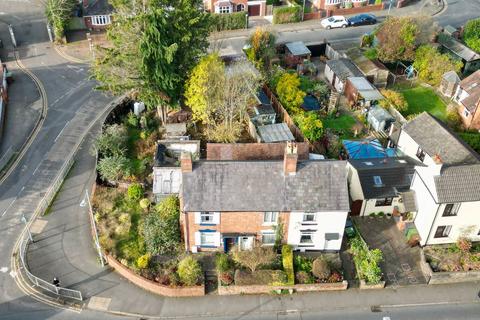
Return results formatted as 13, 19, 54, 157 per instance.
180, 152, 192, 173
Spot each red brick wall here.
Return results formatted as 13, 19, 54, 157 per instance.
206, 142, 310, 160
326, 3, 384, 16
106, 255, 205, 297
184, 211, 290, 251
218, 280, 348, 295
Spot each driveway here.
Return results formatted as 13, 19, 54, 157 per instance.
353, 216, 427, 287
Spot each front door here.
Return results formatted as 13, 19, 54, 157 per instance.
223, 237, 236, 252
248, 4, 260, 16
351, 200, 363, 216
239, 236, 254, 250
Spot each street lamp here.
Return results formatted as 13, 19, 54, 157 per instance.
21, 214, 33, 242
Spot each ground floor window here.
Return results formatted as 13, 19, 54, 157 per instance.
200, 232, 216, 246
434, 225, 452, 238
91, 15, 111, 26
236, 4, 245, 11
300, 234, 313, 244
261, 232, 275, 245
375, 198, 393, 207
218, 6, 231, 13
463, 108, 470, 118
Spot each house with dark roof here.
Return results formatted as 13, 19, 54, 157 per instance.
453, 70, 480, 130
346, 157, 419, 216
179, 142, 350, 252
82, 0, 114, 30
324, 58, 363, 93
393, 112, 480, 245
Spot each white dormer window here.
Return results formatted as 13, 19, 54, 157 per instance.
373, 176, 383, 187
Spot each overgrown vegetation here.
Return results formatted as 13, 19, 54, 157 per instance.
45, 0, 76, 42
425, 238, 480, 272
349, 235, 383, 284
379, 89, 408, 112
245, 28, 277, 72
463, 18, 480, 53
273, 5, 301, 24
210, 12, 247, 31
413, 45, 463, 86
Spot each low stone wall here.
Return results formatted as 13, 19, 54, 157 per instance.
429, 270, 480, 285
106, 255, 205, 297
326, 4, 384, 17
359, 279, 385, 289
218, 280, 348, 295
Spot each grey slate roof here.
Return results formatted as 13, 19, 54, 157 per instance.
438, 35, 480, 62
326, 58, 363, 81
182, 160, 349, 212
84, 0, 114, 16
258, 123, 294, 143
402, 112, 480, 165
401, 191, 417, 212
434, 164, 480, 203
348, 157, 419, 199
348, 77, 384, 101
442, 70, 460, 83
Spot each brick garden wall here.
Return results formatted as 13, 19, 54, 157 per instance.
218, 280, 348, 295
206, 142, 310, 161
106, 255, 205, 297
325, 3, 384, 17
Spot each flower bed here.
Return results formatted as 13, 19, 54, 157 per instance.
349, 234, 384, 288
424, 239, 480, 273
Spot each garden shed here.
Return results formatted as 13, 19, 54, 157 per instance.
285, 41, 311, 67
367, 106, 395, 132
439, 70, 460, 98
249, 89, 276, 126
257, 123, 295, 143
347, 48, 390, 88
344, 77, 384, 108
438, 34, 480, 75
325, 58, 363, 93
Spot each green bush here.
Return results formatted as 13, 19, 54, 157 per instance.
126, 112, 139, 127
139, 198, 151, 210
127, 183, 143, 201
215, 253, 231, 273
294, 112, 324, 142
95, 124, 128, 157
295, 270, 314, 284
210, 12, 247, 31
178, 256, 203, 286
459, 132, 480, 153
464, 18, 480, 53
364, 48, 378, 60
294, 255, 313, 273
273, 5, 301, 24
350, 236, 383, 284
97, 155, 132, 182
234, 269, 287, 286
282, 245, 294, 285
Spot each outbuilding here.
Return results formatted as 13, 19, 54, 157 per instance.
324, 58, 363, 93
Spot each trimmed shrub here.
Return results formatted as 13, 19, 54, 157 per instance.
215, 253, 231, 273
294, 255, 313, 273
210, 12, 247, 32
178, 256, 203, 286
312, 258, 331, 280
295, 271, 314, 284
282, 245, 294, 285
136, 253, 150, 269
127, 183, 143, 201
234, 269, 287, 286
273, 5, 301, 24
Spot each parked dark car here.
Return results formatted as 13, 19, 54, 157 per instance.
348, 14, 377, 26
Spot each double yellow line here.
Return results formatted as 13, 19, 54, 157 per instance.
0, 50, 48, 184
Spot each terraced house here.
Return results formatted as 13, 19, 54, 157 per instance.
179, 143, 349, 252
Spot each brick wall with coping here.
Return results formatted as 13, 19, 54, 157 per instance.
106, 255, 205, 297
218, 280, 348, 295
206, 142, 310, 161
183, 212, 290, 252
325, 3, 384, 17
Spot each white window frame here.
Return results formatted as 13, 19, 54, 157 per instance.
299, 233, 313, 244
219, 6, 231, 13
326, 0, 341, 4
200, 212, 214, 224
261, 231, 276, 246
91, 15, 111, 26
236, 3, 245, 11
263, 211, 278, 225
200, 232, 216, 247
463, 108, 470, 118
302, 213, 316, 223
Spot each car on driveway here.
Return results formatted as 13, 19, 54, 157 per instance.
348, 14, 377, 26
321, 16, 348, 29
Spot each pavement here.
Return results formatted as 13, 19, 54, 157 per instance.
0, 22, 42, 169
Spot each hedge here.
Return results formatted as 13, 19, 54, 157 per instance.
210, 12, 247, 32
459, 132, 480, 153
282, 245, 295, 285
234, 269, 287, 286
273, 5, 301, 24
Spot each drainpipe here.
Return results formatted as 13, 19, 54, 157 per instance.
184, 211, 190, 252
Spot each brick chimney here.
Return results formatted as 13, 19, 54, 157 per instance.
180, 152, 192, 173
284, 142, 298, 176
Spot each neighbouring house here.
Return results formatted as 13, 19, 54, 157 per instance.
453, 70, 480, 130
394, 112, 480, 246
152, 140, 200, 201
367, 106, 394, 132
344, 76, 384, 108
82, 0, 113, 30
203, 0, 266, 16
439, 70, 460, 98
347, 157, 419, 216
324, 58, 363, 93
347, 47, 390, 88
284, 41, 311, 68
438, 34, 480, 75
180, 143, 350, 252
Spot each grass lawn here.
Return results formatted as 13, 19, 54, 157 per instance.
398, 86, 448, 121
323, 114, 357, 139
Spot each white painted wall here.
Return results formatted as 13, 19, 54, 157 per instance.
346, 163, 364, 200
324, 64, 344, 93
287, 211, 347, 251
153, 167, 182, 196
362, 198, 401, 216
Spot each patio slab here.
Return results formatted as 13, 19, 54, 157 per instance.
353, 216, 427, 287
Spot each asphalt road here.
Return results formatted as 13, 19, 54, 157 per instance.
0, 0, 479, 319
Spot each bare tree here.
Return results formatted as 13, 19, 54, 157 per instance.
231, 244, 277, 273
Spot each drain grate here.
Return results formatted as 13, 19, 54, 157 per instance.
371, 305, 382, 312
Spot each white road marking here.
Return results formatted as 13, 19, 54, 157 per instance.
9, 271, 17, 278
1, 196, 17, 217
54, 121, 70, 142
32, 162, 41, 176
0, 267, 8, 273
